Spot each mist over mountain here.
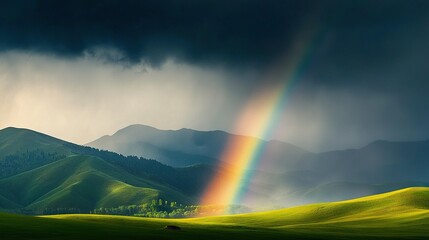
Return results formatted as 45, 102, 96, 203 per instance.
88, 124, 429, 208
87, 124, 310, 171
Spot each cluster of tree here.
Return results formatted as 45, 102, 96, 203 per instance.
91, 199, 251, 218
0, 150, 66, 178
91, 200, 196, 218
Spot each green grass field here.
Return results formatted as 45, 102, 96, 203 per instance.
1, 187, 428, 239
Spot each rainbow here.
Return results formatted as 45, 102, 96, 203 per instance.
199, 28, 321, 213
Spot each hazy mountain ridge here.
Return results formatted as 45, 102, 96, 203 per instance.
88, 124, 429, 184
87, 124, 311, 170
87, 124, 429, 208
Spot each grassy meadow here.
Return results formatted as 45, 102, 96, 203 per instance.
1, 187, 428, 239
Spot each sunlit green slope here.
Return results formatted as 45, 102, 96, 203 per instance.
0, 127, 72, 156
0, 155, 192, 212
0, 187, 427, 240
190, 187, 429, 227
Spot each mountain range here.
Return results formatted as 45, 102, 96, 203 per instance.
88, 124, 429, 206
87, 124, 309, 170
0, 125, 428, 213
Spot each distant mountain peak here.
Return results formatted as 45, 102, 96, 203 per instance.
114, 124, 161, 134
87, 124, 310, 169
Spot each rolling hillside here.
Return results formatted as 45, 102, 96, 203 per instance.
0, 155, 191, 212
193, 187, 429, 226
0, 127, 213, 213
1, 187, 428, 240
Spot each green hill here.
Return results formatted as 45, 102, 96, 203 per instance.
191, 187, 429, 227
0, 127, 211, 213
0, 155, 192, 212
0, 187, 428, 240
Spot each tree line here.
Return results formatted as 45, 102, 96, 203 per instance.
90, 199, 251, 218
0, 150, 66, 178
4, 199, 251, 217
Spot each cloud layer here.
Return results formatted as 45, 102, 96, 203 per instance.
0, 1, 427, 69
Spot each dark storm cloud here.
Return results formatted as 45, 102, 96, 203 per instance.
0, 0, 427, 69
0, 0, 306, 67
1, 0, 429, 150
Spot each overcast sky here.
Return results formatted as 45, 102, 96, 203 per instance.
1, 0, 429, 152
